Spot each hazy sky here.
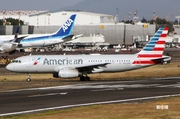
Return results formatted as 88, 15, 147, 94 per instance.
0, 0, 179, 21
0, 0, 83, 11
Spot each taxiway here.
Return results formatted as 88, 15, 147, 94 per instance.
0, 78, 180, 116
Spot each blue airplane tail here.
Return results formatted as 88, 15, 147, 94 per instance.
53, 14, 76, 37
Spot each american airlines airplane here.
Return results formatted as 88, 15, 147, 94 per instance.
6, 27, 170, 82
0, 14, 77, 53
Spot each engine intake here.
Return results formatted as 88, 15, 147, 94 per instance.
53, 68, 79, 78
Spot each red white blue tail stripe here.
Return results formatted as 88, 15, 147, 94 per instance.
133, 27, 168, 65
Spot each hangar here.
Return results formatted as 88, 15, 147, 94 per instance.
0, 10, 116, 26
28, 10, 116, 26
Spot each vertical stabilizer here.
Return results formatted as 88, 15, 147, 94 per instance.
53, 14, 76, 37
133, 27, 168, 64
14, 27, 19, 42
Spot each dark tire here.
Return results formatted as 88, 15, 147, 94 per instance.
86, 76, 90, 81
80, 76, 85, 81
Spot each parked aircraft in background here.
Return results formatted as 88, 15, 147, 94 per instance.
19, 14, 77, 48
6, 28, 171, 82
0, 14, 77, 54
0, 27, 27, 53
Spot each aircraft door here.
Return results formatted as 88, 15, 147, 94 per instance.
26, 57, 33, 67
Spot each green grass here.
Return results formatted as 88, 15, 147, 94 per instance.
1, 96, 180, 119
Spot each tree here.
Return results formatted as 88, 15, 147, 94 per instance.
154, 18, 174, 33
0, 18, 24, 25
0, 20, 3, 25
173, 20, 178, 25
141, 17, 147, 23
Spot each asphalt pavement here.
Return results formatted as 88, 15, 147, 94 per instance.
0, 78, 180, 116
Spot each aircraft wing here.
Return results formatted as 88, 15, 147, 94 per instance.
62, 35, 74, 42
76, 63, 109, 73
54, 62, 109, 73
9, 35, 28, 43
62, 34, 83, 42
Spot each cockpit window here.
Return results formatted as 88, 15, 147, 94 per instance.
12, 60, 21, 63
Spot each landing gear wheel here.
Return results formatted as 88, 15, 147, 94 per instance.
85, 76, 90, 81
80, 76, 85, 81
27, 74, 31, 82
80, 76, 90, 81
27, 78, 31, 82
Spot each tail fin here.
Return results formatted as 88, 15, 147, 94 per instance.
53, 14, 76, 37
133, 27, 168, 64
14, 27, 19, 42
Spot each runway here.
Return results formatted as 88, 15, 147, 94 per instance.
0, 77, 180, 116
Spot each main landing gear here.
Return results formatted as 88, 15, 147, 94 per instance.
26, 74, 31, 82
26, 74, 90, 82
80, 75, 90, 81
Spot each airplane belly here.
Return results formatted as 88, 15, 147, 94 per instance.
32, 41, 45, 47
22, 41, 43, 47
28, 65, 53, 73
22, 42, 32, 47
45, 38, 63, 46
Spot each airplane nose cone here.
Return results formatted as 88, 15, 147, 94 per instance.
6, 64, 14, 71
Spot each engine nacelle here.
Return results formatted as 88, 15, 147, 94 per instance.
2, 43, 16, 53
53, 68, 79, 78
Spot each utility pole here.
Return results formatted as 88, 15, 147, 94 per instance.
175, 16, 180, 26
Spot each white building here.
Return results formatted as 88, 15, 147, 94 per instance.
0, 10, 47, 25
29, 11, 116, 26
0, 10, 116, 26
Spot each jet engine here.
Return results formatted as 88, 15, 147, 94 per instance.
53, 68, 79, 78
2, 43, 17, 53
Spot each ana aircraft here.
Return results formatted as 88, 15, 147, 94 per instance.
6, 27, 170, 82
0, 14, 77, 53
18, 14, 77, 48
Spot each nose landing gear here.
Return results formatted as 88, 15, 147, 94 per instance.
26, 74, 31, 82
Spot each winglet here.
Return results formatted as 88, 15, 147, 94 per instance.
53, 14, 77, 37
